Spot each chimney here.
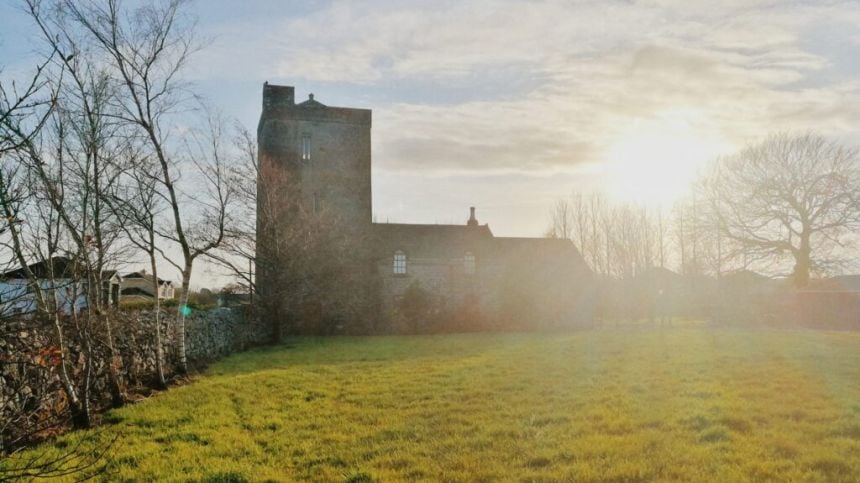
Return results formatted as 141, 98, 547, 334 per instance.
467, 206, 478, 227
262, 83, 295, 110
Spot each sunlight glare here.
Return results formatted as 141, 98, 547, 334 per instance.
602, 110, 731, 206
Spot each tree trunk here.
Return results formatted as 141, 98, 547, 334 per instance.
793, 233, 812, 288
102, 313, 126, 407
50, 311, 90, 429
93, 277, 125, 407
151, 255, 167, 388
176, 267, 192, 374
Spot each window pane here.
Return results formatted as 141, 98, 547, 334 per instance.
464, 252, 475, 275
301, 134, 311, 160
393, 251, 407, 274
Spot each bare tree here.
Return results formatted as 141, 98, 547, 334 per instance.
701, 133, 860, 287
24, 0, 133, 406
547, 198, 573, 240
0, 46, 97, 429
671, 199, 706, 277
656, 208, 667, 270
546, 193, 610, 275
202, 123, 257, 295
587, 193, 607, 275
62, 0, 231, 373
3, 108, 99, 430
106, 156, 169, 388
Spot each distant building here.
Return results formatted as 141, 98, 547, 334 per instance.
0, 257, 121, 316
256, 84, 593, 332
811, 275, 860, 293
781, 275, 860, 329
121, 270, 175, 303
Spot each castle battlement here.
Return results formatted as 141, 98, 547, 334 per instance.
261, 83, 371, 125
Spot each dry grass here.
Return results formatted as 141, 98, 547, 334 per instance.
6, 327, 860, 481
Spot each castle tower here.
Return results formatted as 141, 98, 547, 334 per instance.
257, 83, 372, 228
256, 83, 373, 335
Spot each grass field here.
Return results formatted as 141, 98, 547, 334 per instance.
7, 328, 860, 481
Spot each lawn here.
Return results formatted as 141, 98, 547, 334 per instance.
7, 328, 860, 481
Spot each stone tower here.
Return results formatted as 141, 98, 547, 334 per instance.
256, 83, 374, 335
257, 83, 372, 228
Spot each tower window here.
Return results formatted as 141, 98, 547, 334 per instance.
464, 252, 476, 275
301, 134, 311, 160
393, 250, 407, 275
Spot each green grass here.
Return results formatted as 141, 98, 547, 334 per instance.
7, 328, 860, 481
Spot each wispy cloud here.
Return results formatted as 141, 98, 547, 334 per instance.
198, 1, 856, 165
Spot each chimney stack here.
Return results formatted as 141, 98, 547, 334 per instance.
467, 206, 478, 227
262, 83, 295, 110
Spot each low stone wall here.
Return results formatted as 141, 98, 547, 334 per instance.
184, 308, 265, 360
0, 308, 268, 452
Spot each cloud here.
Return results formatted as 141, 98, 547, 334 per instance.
194, 0, 860, 229
204, 1, 854, 155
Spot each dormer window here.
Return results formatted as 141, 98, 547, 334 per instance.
301, 134, 311, 161
464, 252, 476, 275
393, 250, 407, 275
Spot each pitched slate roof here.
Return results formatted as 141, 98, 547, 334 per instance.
296, 93, 326, 109
490, 237, 591, 271
371, 223, 494, 259
370, 223, 592, 281
123, 271, 172, 285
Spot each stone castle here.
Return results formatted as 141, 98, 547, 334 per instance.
256, 83, 592, 333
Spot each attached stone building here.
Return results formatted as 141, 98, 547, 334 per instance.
257, 84, 593, 333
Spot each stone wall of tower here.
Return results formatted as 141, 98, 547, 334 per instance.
256, 84, 375, 335
257, 84, 371, 231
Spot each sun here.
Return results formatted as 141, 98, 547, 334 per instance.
601, 110, 731, 206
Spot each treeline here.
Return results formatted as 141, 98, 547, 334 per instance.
0, 0, 258, 477
550, 133, 860, 286
548, 133, 860, 321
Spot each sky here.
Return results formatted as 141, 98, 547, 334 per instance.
2, 0, 860, 287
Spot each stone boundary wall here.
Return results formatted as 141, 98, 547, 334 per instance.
0, 308, 268, 452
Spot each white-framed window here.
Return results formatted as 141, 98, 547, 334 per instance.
393, 250, 407, 275
301, 134, 311, 160
464, 251, 476, 275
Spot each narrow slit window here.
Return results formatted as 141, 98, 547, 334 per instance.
301, 134, 312, 160
393, 250, 407, 275
464, 252, 476, 275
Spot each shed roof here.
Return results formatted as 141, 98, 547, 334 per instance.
2, 257, 78, 279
